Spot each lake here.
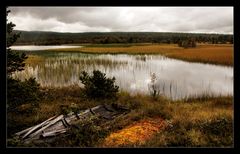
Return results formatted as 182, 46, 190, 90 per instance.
10, 45, 82, 51
11, 46, 233, 100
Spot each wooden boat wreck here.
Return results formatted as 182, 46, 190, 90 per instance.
14, 104, 129, 144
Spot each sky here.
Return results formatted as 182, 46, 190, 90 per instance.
8, 7, 233, 34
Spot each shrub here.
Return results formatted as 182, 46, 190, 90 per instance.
7, 77, 41, 110
79, 70, 119, 99
198, 116, 233, 146
64, 116, 109, 147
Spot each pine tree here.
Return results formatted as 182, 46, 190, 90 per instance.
7, 8, 40, 109
6, 9, 28, 77
79, 70, 119, 99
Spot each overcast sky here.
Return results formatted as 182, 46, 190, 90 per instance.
8, 7, 233, 34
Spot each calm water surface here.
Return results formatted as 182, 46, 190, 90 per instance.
10, 45, 82, 51
12, 49, 233, 100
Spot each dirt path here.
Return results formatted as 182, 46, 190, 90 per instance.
101, 117, 167, 147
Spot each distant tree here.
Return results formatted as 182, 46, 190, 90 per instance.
128, 37, 133, 43
229, 36, 233, 44
178, 37, 197, 48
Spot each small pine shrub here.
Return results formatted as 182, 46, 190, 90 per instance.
79, 70, 119, 99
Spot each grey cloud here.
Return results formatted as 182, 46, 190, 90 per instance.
8, 7, 233, 33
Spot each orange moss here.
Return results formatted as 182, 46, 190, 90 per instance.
101, 117, 166, 147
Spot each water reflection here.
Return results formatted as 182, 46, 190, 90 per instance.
12, 52, 233, 100
10, 45, 82, 51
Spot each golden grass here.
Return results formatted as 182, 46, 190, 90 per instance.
25, 55, 45, 65
164, 98, 233, 125
48, 44, 233, 66
141, 97, 233, 147
49, 44, 179, 54
165, 46, 233, 66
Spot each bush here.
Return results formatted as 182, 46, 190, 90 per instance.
198, 116, 233, 146
79, 70, 119, 99
55, 116, 109, 147
7, 77, 41, 110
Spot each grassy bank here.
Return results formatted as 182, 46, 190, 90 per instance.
25, 55, 45, 66
7, 86, 233, 147
47, 43, 233, 66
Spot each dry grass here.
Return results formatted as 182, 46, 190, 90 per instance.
7, 86, 233, 147
165, 45, 233, 66
140, 96, 233, 147
164, 97, 233, 125
25, 55, 45, 66
49, 44, 179, 54
48, 43, 233, 66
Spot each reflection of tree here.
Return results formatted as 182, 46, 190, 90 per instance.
136, 55, 146, 62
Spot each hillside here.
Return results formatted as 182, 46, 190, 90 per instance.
13, 30, 233, 45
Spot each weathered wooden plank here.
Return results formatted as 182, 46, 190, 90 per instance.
42, 120, 66, 133
90, 105, 103, 114
42, 128, 67, 137
77, 109, 93, 118
61, 118, 70, 127
16, 115, 57, 136
65, 115, 79, 125
15, 125, 35, 136
103, 104, 117, 112
28, 115, 64, 138
16, 104, 129, 144
21, 115, 57, 139
91, 105, 103, 110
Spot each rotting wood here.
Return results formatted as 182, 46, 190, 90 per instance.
21, 115, 57, 139
28, 115, 64, 138
103, 104, 116, 112
15, 125, 35, 136
41, 128, 67, 137
16, 115, 57, 136
14, 104, 129, 144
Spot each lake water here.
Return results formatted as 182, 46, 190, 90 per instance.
10, 45, 82, 51
11, 48, 233, 100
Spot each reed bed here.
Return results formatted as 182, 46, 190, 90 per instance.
47, 44, 233, 66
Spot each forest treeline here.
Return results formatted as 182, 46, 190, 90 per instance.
13, 30, 233, 45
